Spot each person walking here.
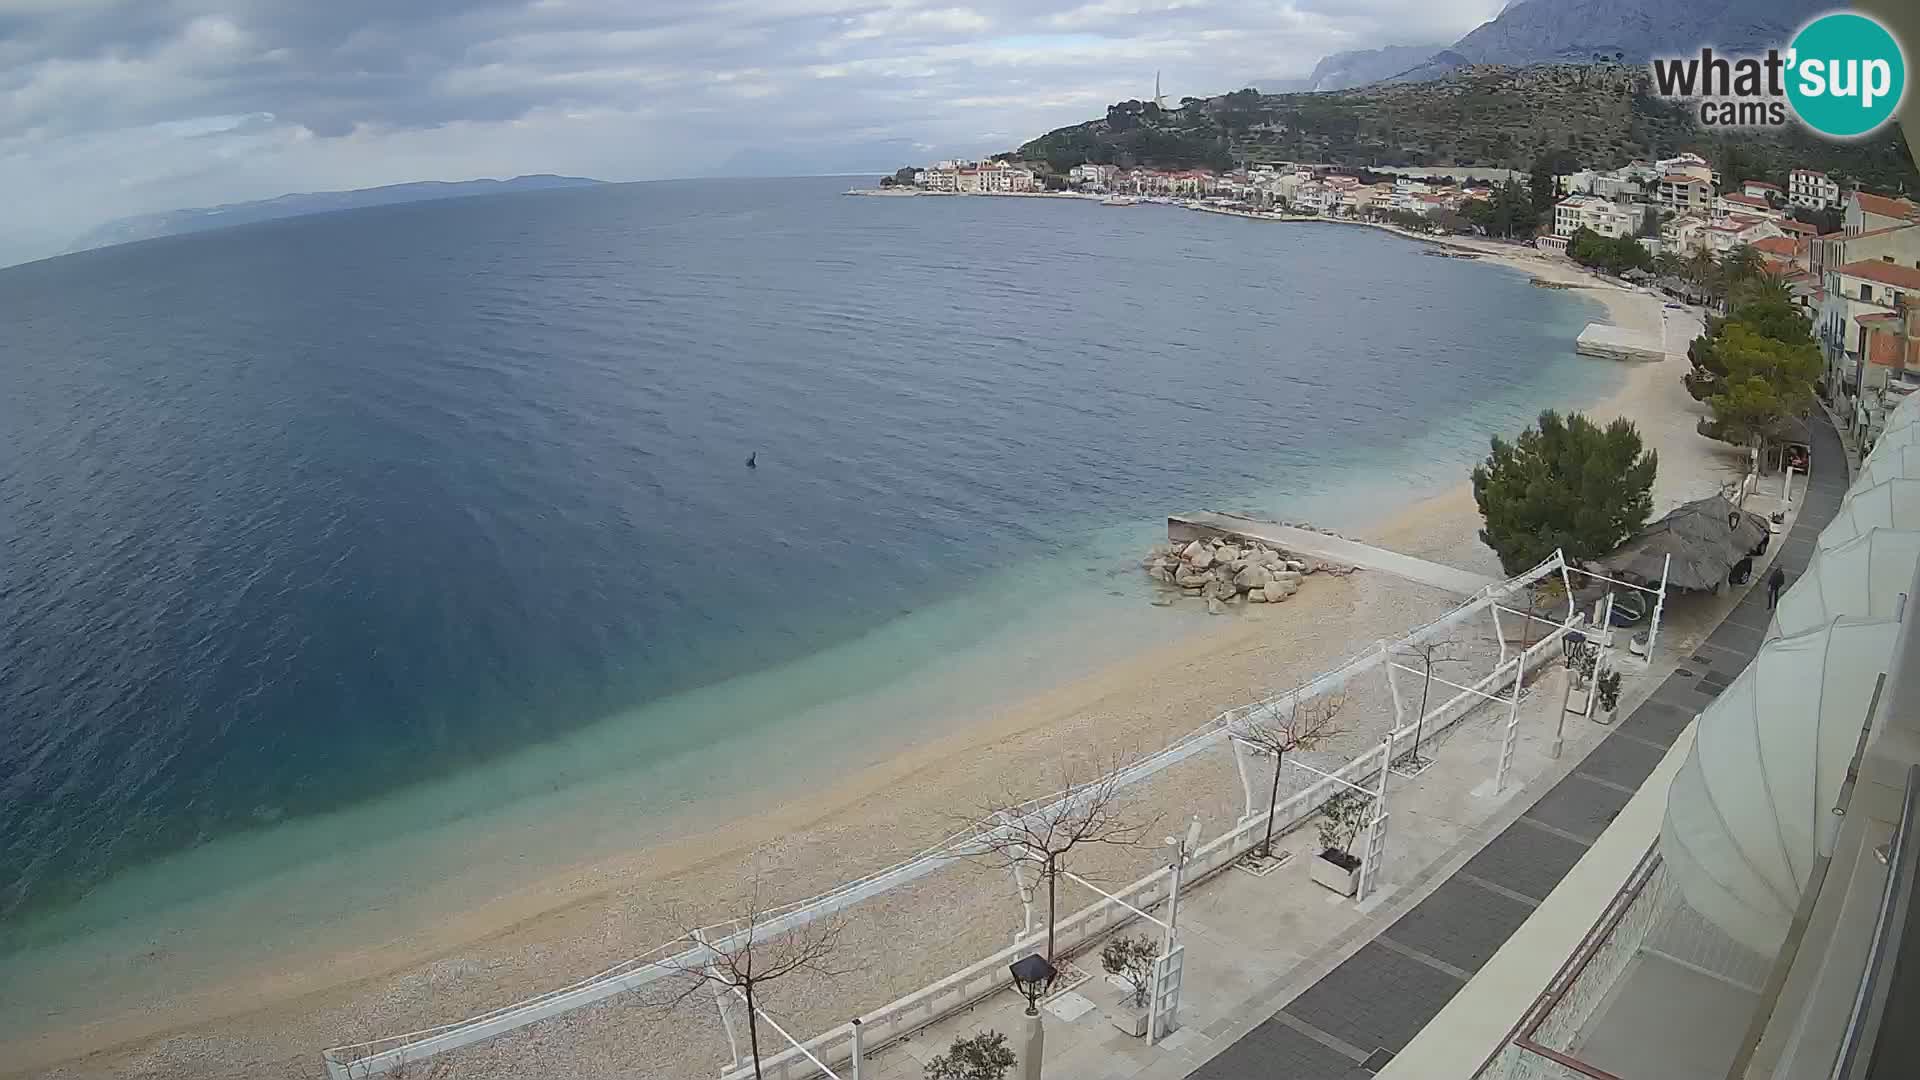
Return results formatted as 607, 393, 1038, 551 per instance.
1767, 565, 1788, 610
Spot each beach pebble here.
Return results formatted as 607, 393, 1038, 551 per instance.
1216, 545, 1241, 563
1235, 565, 1269, 590
1181, 540, 1210, 563
1206, 596, 1225, 615
1248, 588, 1268, 603
1150, 594, 1174, 606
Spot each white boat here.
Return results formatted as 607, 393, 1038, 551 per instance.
1100, 195, 1139, 206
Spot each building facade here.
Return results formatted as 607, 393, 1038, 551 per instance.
1789, 168, 1839, 209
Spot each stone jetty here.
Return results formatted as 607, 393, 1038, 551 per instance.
1142, 538, 1316, 614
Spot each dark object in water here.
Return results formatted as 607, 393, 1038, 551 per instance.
746, 452, 757, 468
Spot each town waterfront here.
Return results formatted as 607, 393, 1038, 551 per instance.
0, 175, 1618, 1069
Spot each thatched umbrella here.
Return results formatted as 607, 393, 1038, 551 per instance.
1603, 493, 1770, 592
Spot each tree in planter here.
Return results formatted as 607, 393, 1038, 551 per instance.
1100, 934, 1160, 1010
660, 879, 852, 1080
963, 756, 1153, 969
1317, 789, 1372, 870
1394, 637, 1464, 768
925, 1030, 1018, 1080
1471, 410, 1658, 575
1231, 690, 1348, 860
1596, 667, 1623, 718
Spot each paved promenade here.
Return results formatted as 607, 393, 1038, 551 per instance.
1183, 409, 1849, 1079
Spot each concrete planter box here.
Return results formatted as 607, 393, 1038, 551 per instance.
1310, 849, 1361, 897
1110, 1004, 1150, 1037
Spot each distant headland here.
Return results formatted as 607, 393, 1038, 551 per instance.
65, 174, 604, 256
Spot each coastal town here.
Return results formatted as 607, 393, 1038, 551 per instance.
864, 150, 1920, 463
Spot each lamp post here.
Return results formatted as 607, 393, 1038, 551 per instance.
1009, 953, 1057, 1080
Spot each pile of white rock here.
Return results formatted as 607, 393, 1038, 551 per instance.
1143, 538, 1313, 614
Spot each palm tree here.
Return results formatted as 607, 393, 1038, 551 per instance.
1652, 251, 1681, 280
1719, 243, 1765, 289
1684, 248, 1717, 302
1737, 270, 1793, 307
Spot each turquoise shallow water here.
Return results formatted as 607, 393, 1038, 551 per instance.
0, 178, 1614, 971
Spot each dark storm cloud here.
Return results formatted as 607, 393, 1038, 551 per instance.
0, 0, 1501, 264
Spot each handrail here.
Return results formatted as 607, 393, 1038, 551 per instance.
1474, 844, 1661, 1080
1830, 764, 1920, 1080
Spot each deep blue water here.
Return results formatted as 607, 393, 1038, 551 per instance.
0, 177, 1608, 934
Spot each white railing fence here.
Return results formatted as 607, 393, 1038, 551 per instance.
324, 552, 1575, 1080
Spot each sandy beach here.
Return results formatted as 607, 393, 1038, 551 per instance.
8, 228, 1745, 1080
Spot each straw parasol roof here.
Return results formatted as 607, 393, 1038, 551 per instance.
1603, 493, 1770, 591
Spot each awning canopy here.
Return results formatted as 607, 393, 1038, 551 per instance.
1662, 617, 1902, 954
1855, 444, 1920, 489
1767, 528, 1920, 641
1819, 477, 1920, 546
1604, 494, 1768, 591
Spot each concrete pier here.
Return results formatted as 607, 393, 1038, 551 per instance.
1167, 511, 1499, 597
1575, 322, 1665, 363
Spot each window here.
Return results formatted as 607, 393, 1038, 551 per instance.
1862, 284, 1873, 302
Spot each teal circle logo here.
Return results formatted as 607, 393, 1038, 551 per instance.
1786, 13, 1906, 138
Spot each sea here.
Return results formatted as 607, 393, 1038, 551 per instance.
0, 176, 1613, 1019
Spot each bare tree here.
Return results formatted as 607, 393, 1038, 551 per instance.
660, 877, 853, 1080
960, 755, 1154, 968
1395, 637, 1466, 766
1230, 689, 1347, 860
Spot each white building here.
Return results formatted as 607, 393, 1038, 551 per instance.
1713, 192, 1785, 220
1553, 194, 1643, 239
1656, 173, 1714, 214
1067, 163, 1117, 190
1790, 168, 1840, 209
1822, 255, 1920, 395
977, 161, 1035, 193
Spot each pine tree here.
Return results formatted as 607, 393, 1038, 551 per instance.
1471, 411, 1658, 574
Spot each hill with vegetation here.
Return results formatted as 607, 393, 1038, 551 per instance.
1015, 64, 1918, 194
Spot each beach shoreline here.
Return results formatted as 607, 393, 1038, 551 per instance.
2, 219, 1733, 1080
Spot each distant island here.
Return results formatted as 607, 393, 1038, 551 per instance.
67, 174, 603, 255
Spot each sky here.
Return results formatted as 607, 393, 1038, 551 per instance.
0, 0, 1507, 264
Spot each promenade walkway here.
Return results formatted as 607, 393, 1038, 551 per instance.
1168, 513, 1500, 598
1181, 410, 1849, 1079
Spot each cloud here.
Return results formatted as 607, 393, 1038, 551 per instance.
0, 0, 1506, 265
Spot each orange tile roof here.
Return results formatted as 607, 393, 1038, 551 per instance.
1752, 236, 1803, 257
1855, 192, 1920, 221
1722, 193, 1771, 208
1778, 220, 1817, 235
1835, 259, 1920, 290
1744, 181, 1783, 191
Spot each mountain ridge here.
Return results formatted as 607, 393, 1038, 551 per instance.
68, 174, 603, 255
1264, 0, 1823, 97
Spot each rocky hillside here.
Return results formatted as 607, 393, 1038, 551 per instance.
1016, 64, 1918, 191
1262, 45, 1446, 94
1268, 0, 1822, 94
1396, 0, 1824, 82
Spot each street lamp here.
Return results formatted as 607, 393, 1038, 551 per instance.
1008, 953, 1056, 1080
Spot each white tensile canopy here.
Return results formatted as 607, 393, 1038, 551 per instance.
1766, 528, 1920, 641
1819, 477, 1920, 546
1876, 392, 1920, 435
1661, 617, 1902, 955
1869, 417, 1920, 457
1855, 443, 1920, 489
